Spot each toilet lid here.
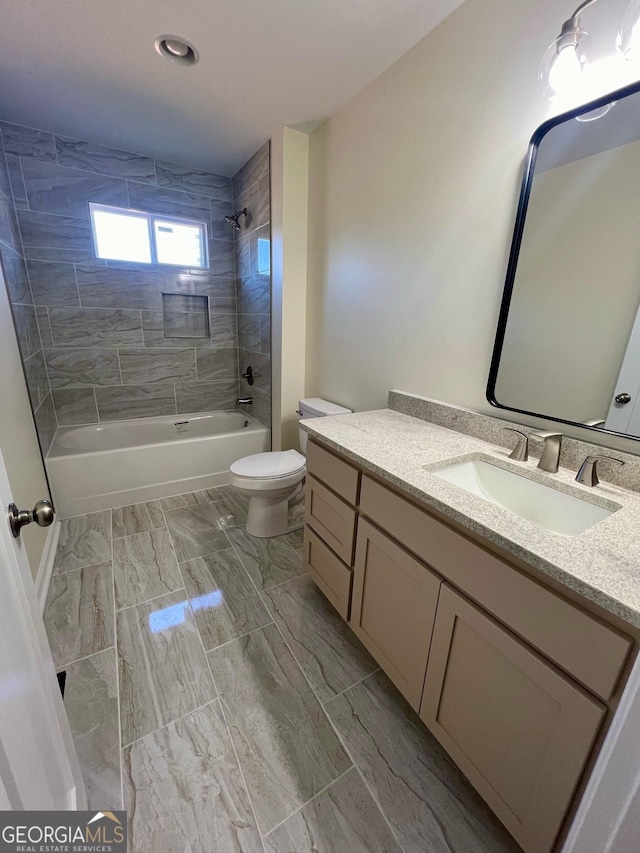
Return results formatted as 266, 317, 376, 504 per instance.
230, 449, 306, 479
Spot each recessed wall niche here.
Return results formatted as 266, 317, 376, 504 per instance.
162, 293, 210, 339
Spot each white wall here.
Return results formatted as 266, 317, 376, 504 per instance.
0, 268, 51, 579
305, 0, 640, 452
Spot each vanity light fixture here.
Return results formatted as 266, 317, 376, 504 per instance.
539, 0, 640, 99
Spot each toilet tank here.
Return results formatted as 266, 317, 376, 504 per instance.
298, 398, 351, 453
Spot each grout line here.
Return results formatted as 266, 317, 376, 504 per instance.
120, 697, 219, 752
321, 668, 382, 706
55, 644, 117, 673
111, 520, 167, 541
115, 585, 186, 614
202, 620, 275, 655
108, 510, 125, 810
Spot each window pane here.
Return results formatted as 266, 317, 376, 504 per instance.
153, 219, 207, 268
91, 207, 151, 263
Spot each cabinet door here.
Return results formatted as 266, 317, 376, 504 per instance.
420, 584, 606, 853
351, 519, 440, 709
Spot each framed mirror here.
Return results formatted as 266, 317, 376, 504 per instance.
488, 80, 640, 441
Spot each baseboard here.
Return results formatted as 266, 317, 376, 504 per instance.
35, 519, 61, 613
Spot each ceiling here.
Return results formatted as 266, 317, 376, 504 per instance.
0, 0, 464, 176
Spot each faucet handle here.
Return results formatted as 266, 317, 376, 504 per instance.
576, 455, 624, 487
502, 428, 528, 462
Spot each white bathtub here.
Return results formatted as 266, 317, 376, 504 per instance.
46, 411, 270, 518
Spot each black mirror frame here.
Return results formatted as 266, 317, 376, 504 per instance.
486, 77, 640, 442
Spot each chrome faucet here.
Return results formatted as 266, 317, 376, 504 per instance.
530, 431, 563, 473
575, 455, 624, 487
236, 397, 252, 406
502, 428, 529, 462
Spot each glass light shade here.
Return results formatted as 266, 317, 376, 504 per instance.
538, 25, 591, 100
575, 101, 616, 121
617, 0, 640, 59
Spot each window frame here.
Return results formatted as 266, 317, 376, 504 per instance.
89, 202, 209, 269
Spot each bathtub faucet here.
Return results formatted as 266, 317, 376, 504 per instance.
237, 397, 252, 406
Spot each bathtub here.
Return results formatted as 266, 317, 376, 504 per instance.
46, 411, 270, 518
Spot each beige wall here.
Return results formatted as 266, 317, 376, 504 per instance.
271, 127, 310, 451
304, 0, 640, 451
496, 141, 640, 424
0, 266, 51, 579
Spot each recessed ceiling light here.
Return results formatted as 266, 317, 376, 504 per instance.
154, 35, 199, 66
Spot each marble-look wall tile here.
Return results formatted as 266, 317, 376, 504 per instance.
116, 590, 216, 745
209, 313, 238, 348
95, 383, 177, 421
27, 260, 80, 306
44, 562, 114, 668
239, 349, 270, 394
45, 347, 121, 388
141, 310, 212, 349
208, 239, 235, 279
264, 767, 402, 853
5, 154, 28, 208
196, 348, 237, 382
54, 511, 112, 570
175, 380, 238, 414
112, 500, 165, 539
155, 160, 232, 200
24, 349, 48, 409
52, 387, 99, 425
232, 142, 269, 200
49, 306, 143, 347
164, 503, 230, 562
209, 197, 235, 241
238, 315, 261, 351
262, 575, 377, 703
0, 150, 11, 200
260, 314, 271, 354
35, 307, 53, 346
113, 527, 182, 609
33, 392, 57, 456
180, 548, 271, 650
12, 303, 41, 358
17, 209, 97, 264
76, 265, 165, 311
162, 293, 209, 339
0, 122, 57, 161
123, 702, 262, 853
243, 386, 270, 428
128, 182, 210, 222
225, 527, 303, 591
55, 136, 156, 183
209, 295, 236, 314
237, 274, 270, 314
167, 273, 236, 301
1, 247, 31, 303
325, 672, 521, 853
64, 648, 121, 810
119, 348, 197, 385
21, 159, 127, 219
207, 623, 351, 835
0, 190, 22, 251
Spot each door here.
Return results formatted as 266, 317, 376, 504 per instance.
350, 519, 441, 710
0, 446, 86, 809
605, 301, 640, 433
420, 584, 605, 853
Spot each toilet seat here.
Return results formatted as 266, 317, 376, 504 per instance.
230, 450, 305, 480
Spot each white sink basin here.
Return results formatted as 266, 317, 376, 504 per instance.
432, 457, 618, 536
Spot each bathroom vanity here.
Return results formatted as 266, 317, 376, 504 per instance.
301, 404, 640, 853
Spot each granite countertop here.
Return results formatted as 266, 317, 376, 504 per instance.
302, 409, 640, 630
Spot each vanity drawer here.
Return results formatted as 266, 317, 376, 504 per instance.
360, 475, 632, 701
306, 475, 357, 565
304, 525, 353, 620
306, 440, 360, 505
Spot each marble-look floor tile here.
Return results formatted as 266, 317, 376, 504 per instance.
112, 500, 165, 539
64, 648, 121, 810
113, 528, 182, 610
205, 485, 248, 529
325, 671, 521, 853
123, 702, 262, 853
264, 767, 402, 853
164, 503, 230, 562
207, 623, 351, 835
159, 491, 208, 510
226, 527, 304, 590
44, 563, 114, 668
117, 591, 216, 746
262, 575, 377, 703
54, 511, 112, 573
278, 529, 304, 550
180, 549, 271, 651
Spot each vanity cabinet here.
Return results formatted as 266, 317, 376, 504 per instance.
302, 439, 635, 853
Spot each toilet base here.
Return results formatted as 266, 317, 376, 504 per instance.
245, 493, 303, 538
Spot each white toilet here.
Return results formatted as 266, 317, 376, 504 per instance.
229, 398, 351, 538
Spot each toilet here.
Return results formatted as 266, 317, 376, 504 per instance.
229, 398, 351, 538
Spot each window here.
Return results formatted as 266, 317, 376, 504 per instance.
89, 203, 208, 269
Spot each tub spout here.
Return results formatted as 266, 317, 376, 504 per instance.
237, 397, 252, 406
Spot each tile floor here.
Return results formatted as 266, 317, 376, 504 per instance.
44, 485, 521, 853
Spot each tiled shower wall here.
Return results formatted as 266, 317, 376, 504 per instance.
0, 120, 272, 457
233, 143, 271, 429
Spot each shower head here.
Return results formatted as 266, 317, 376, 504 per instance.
224, 208, 248, 230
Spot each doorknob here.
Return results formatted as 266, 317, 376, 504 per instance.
8, 500, 54, 539
615, 393, 632, 404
